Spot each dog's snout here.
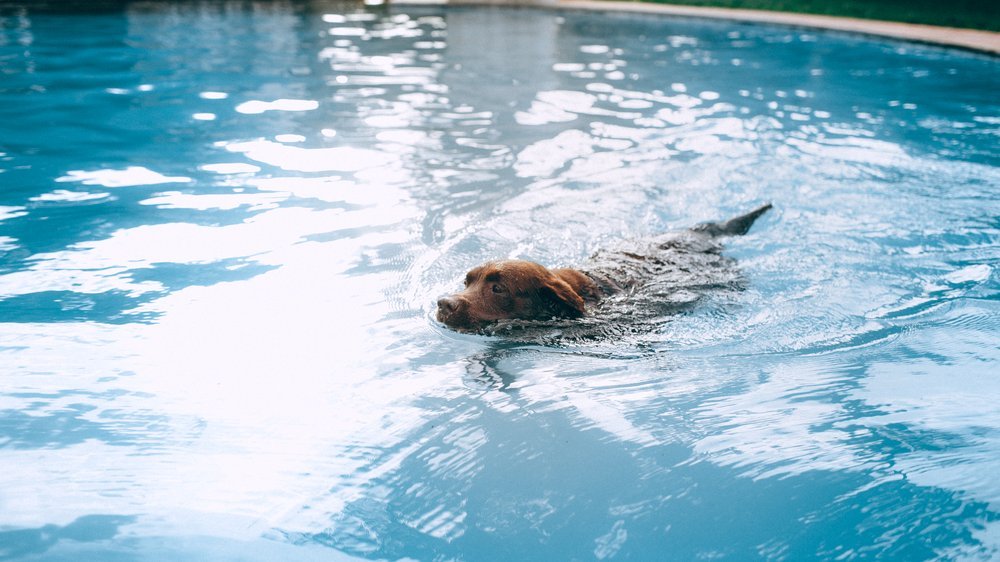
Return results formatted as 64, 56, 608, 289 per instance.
437, 297, 459, 315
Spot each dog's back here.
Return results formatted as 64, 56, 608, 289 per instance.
581, 204, 772, 299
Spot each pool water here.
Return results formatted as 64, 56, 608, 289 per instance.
1, 2, 999, 560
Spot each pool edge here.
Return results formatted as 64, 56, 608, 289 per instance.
393, 0, 1000, 56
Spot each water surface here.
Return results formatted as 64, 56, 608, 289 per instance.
1, 2, 999, 560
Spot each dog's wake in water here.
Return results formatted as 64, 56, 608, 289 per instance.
437, 204, 773, 344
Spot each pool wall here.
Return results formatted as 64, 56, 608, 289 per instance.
395, 0, 1000, 55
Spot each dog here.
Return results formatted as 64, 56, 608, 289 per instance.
436, 204, 772, 333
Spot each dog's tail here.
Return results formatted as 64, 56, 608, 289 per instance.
694, 203, 773, 237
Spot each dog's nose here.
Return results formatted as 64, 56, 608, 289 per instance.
437, 297, 458, 315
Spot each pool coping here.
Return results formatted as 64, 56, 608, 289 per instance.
396, 0, 1000, 56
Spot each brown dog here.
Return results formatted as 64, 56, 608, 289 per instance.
437, 204, 772, 333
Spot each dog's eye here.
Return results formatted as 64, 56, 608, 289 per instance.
491, 284, 505, 294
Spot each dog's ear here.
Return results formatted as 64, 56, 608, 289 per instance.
538, 277, 586, 318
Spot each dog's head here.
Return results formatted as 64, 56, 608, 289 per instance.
436, 260, 587, 332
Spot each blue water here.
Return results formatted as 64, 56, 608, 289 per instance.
1, 2, 999, 560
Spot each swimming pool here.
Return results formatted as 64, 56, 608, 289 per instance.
1, 1, 998, 559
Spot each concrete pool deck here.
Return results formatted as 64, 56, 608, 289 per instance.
400, 0, 1000, 55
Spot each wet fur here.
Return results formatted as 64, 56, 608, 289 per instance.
437, 204, 772, 333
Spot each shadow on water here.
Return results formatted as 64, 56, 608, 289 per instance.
0, 389, 176, 450
0, 515, 136, 561
460, 347, 523, 392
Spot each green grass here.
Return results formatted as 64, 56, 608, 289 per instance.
638, 0, 1000, 31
